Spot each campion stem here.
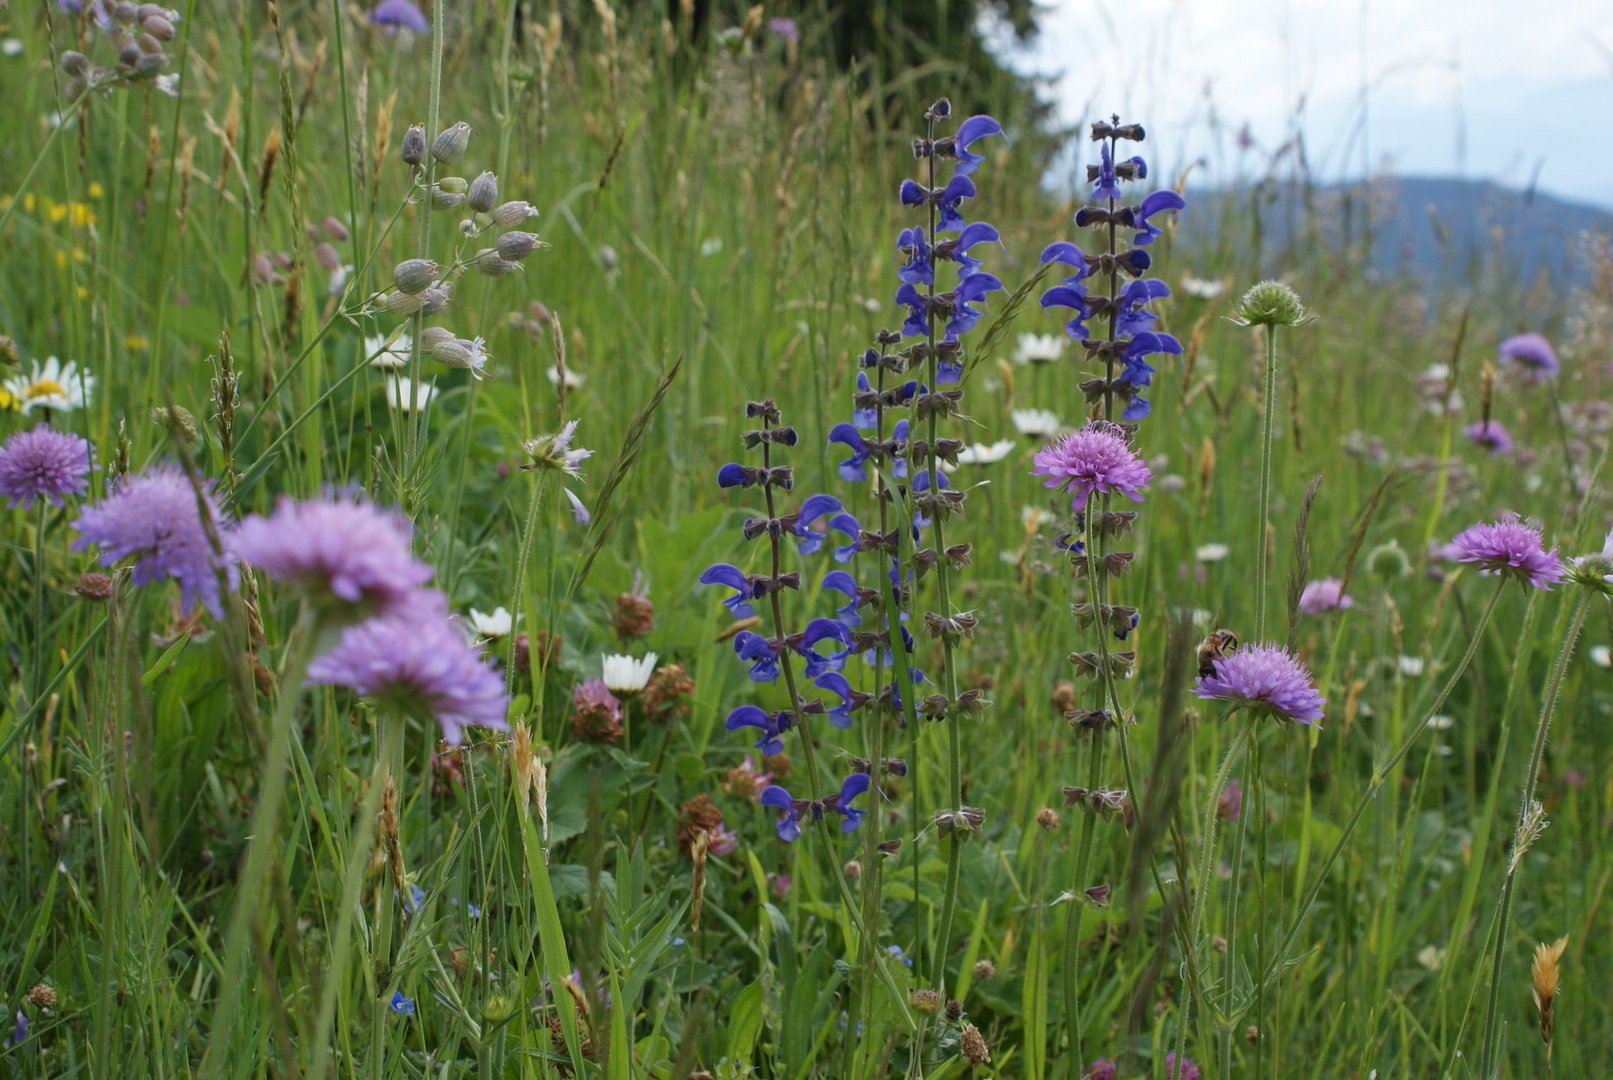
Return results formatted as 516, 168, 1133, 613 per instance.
200, 603, 320, 1080
1261, 578, 1506, 992
1254, 324, 1279, 641
507, 472, 550, 691
1478, 588, 1590, 1076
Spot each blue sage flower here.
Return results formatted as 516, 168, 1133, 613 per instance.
733, 631, 781, 683
699, 563, 764, 617
794, 617, 854, 677
821, 570, 863, 626
947, 115, 1006, 175
760, 772, 873, 842
725, 704, 795, 755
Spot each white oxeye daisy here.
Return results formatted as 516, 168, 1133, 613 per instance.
385, 377, 436, 412
601, 652, 657, 693
1011, 408, 1061, 438
1013, 332, 1065, 366
1591, 645, 1611, 669
546, 365, 585, 388
942, 439, 1015, 471
1195, 543, 1229, 563
1180, 273, 1226, 299
5, 356, 94, 414
467, 606, 513, 639
366, 332, 413, 370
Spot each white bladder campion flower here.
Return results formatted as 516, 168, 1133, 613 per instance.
602, 652, 657, 693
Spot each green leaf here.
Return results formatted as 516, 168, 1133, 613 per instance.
725, 979, 766, 1065
518, 806, 586, 1078
673, 752, 705, 783
141, 630, 191, 686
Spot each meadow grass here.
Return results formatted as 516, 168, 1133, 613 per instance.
0, 2, 1610, 1078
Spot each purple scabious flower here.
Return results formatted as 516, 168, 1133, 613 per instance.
71, 464, 233, 618
1192, 642, 1326, 727
1217, 778, 1242, 822
1298, 577, 1354, 615
1450, 513, 1563, 590
307, 590, 509, 744
1498, 332, 1558, 378
768, 16, 800, 43
1083, 1059, 1117, 1080
370, 0, 428, 32
232, 493, 433, 621
0, 424, 92, 508
1031, 420, 1153, 507
1165, 1052, 1200, 1080
1463, 419, 1513, 455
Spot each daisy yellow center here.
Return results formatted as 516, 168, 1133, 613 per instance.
26, 379, 67, 399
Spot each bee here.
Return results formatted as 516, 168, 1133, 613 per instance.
1196, 629, 1241, 678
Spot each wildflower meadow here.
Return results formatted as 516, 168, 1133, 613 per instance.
0, 1, 1610, 1078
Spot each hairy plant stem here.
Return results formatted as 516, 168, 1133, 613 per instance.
1254, 325, 1279, 641
402, 0, 446, 508
1261, 579, 1506, 991
372, 711, 407, 1080
506, 472, 551, 691
200, 602, 319, 1080
1478, 587, 1590, 1076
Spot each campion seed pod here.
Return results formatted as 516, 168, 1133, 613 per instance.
400, 124, 426, 167
474, 249, 521, 277
137, 32, 163, 54
419, 285, 451, 316
492, 200, 539, 228
118, 42, 142, 67
1231, 280, 1309, 328
420, 326, 456, 350
135, 52, 165, 75
430, 121, 472, 164
386, 290, 424, 316
65, 76, 89, 100
136, 3, 168, 19
61, 51, 90, 76
433, 338, 473, 368
313, 242, 341, 273
430, 189, 465, 211
467, 171, 498, 213
437, 176, 469, 195
392, 258, 437, 294
142, 14, 176, 41
322, 215, 350, 241
115, 2, 139, 23
496, 231, 540, 261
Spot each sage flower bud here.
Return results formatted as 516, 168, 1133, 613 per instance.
467, 171, 498, 213
492, 200, 539, 228
386, 290, 424, 316
61, 51, 90, 76
419, 285, 452, 316
496, 231, 540, 261
474, 249, 521, 277
437, 175, 468, 195
420, 326, 456, 350
401, 125, 426, 167
142, 14, 175, 41
322, 215, 350, 241
313, 242, 341, 273
391, 258, 437, 294
430, 121, 472, 165
430, 189, 464, 211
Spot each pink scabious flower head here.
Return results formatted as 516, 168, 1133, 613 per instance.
1083, 1058, 1117, 1080
370, 0, 428, 32
1192, 642, 1326, 727
232, 492, 434, 626
1498, 332, 1558, 379
1298, 577, 1354, 615
1216, 778, 1242, 822
0, 424, 92, 508
307, 590, 509, 744
1463, 419, 1513, 455
1449, 512, 1563, 590
1165, 1053, 1201, 1080
1031, 420, 1153, 508
70, 463, 234, 618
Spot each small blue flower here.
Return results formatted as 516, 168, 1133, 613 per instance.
4, 1011, 26, 1048
700, 563, 764, 618
725, 704, 793, 755
1128, 189, 1186, 246
812, 671, 862, 728
945, 272, 1004, 337
732, 632, 781, 684
390, 991, 415, 1016
673, 937, 686, 946
820, 571, 863, 627
949, 115, 1006, 176
795, 618, 854, 678
852, 373, 878, 429
933, 175, 976, 233
468, 903, 482, 918
760, 773, 872, 843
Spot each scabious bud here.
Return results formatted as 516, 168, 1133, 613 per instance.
313, 242, 342, 273
496, 231, 541, 261
467, 171, 498, 213
1231, 280, 1308, 328
1366, 540, 1409, 581
61, 51, 90, 76
492, 200, 540, 228
392, 258, 438, 295
1569, 553, 1613, 595
909, 989, 942, 1015
431, 121, 472, 164
960, 1024, 990, 1065
75, 572, 114, 602
842, 859, 862, 880
1035, 806, 1061, 830
401, 125, 426, 167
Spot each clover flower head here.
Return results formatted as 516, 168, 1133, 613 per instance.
0, 424, 92, 508
70, 463, 233, 618
232, 492, 433, 622
307, 590, 510, 743
1449, 512, 1563, 590
1192, 642, 1326, 727
1031, 420, 1153, 507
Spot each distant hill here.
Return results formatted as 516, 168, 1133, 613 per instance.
1180, 176, 1613, 288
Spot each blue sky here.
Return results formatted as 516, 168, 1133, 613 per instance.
1004, 0, 1613, 209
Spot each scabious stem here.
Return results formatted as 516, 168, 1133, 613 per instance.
1254, 325, 1279, 641
1478, 588, 1590, 1076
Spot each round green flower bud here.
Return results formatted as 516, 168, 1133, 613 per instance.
430, 121, 472, 165
436, 176, 468, 195
1570, 554, 1613, 595
909, 989, 942, 1015
1366, 540, 1409, 581
1233, 280, 1308, 328
392, 258, 438, 295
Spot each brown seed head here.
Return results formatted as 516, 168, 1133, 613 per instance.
960, 1023, 991, 1065
1532, 934, 1568, 1044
